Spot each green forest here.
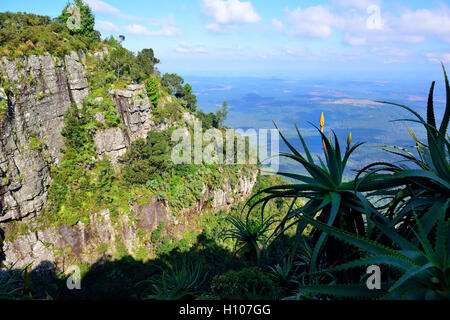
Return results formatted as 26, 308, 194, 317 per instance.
0, 1, 449, 301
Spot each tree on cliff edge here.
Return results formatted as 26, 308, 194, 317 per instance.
146, 75, 160, 108
57, 0, 99, 40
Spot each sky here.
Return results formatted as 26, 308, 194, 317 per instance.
1, 0, 450, 79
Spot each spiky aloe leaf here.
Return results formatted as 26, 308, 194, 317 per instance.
370, 219, 421, 252
310, 192, 341, 271
342, 142, 365, 170
312, 255, 418, 274
279, 152, 334, 188
299, 213, 410, 259
393, 170, 449, 189
440, 63, 450, 136
410, 213, 435, 261
427, 81, 437, 133
308, 124, 341, 185
389, 263, 434, 292
294, 122, 314, 164
434, 207, 448, 269
420, 200, 448, 238
276, 171, 320, 185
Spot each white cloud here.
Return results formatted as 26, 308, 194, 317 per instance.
174, 42, 207, 54
96, 20, 120, 32
281, 3, 450, 45
334, 0, 381, 10
282, 46, 302, 56
371, 47, 410, 57
84, 0, 136, 20
85, 1, 182, 37
343, 35, 367, 46
285, 6, 337, 39
425, 52, 439, 63
123, 23, 180, 36
394, 8, 450, 40
205, 23, 238, 33
272, 18, 283, 32
85, 0, 119, 15
425, 52, 450, 63
202, 0, 261, 33
122, 14, 180, 36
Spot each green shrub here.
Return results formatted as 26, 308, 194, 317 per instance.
151, 100, 182, 123
121, 130, 172, 185
135, 246, 149, 263
161, 73, 197, 113
144, 257, 205, 300
114, 242, 128, 260
0, 97, 8, 120
155, 238, 175, 257
0, 11, 100, 58
151, 223, 164, 245
146, 75, 159, 107
196, 110, 219, 130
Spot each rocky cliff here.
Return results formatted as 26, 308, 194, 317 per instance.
2, 173, 256, 272
0, 51, 257, 271
0, 52, 89, 223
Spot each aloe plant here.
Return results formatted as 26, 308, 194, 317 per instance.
141, 257, 205, 300
0, 265, 28, 300
296, 204, 449, 300
223, 215, 274, 263
356, 64, 450, 239
245, 120, 372, 274
268, 257, 294, 285
246, 65, 449, 299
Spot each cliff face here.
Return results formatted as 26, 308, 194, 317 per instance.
0, 52, 89, 223
2, 174, 256, 271
0, 51, 257, 271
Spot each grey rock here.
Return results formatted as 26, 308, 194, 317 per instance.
64, 51, 89, 107
94, 127, 127, 166
95, 112, 105, 124
0, 51, 89, 222
110, 85, 168, 142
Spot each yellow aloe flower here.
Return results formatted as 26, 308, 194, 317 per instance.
319, 112, 325, 130
320, 112, 326, 154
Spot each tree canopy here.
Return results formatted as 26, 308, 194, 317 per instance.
57, 0, 99, 40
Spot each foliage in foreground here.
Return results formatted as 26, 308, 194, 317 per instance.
241, 65, 450, 300
297, 207, 449, 299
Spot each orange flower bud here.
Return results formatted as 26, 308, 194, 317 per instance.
319, 112, 325, 129
347, 132, 352, 147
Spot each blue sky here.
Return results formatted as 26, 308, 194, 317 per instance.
1, 0, 450, 79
